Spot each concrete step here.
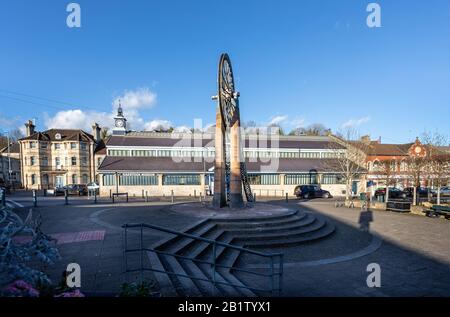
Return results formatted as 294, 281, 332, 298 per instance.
226, 214, 316, 235
216, 267, 257, 297
214, 212, 306, 229
179, 228, 227, 259
146, 250, 178, 297
164, 222, 218, 254
154, 218, 210, 251
245, 223, 336, 247
234, 216, 326, 241
196, 262, 243, 297
193, 233, 234, 261
213, 209, 299, 223
217, 247, 242, 272
159, 254, 203, 297
178, 258, 223, 296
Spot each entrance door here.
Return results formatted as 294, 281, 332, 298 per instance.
56, 176, 64, 188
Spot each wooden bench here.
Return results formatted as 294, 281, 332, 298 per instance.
423, 205, 450, 219
112, 192, 129, 203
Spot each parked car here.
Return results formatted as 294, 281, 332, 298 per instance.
87, 182, 100, 194
404, 187, 430, 198
432, 186, 450, 197
53, 186, 66, 196
294, 185, 333, 199
64, 184, 88, 196
374, 187, 407, 199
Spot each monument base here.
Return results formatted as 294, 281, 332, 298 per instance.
212, 193, 227, 208
229, 193, 245, 209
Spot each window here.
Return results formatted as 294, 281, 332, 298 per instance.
284, 174, 312, 185
80, 142, 87, 150
103, 174, 116, 186
72, 174, 77, 184
109, 149, 130, 156
163, 174, 200, 185
322, 174, 345, 184
55, 143, 61, 150
41, 142, 48, 149
120, 174, 158, 186
55, 157, 60, 166
42, 157, 48, 166
31, 174, 36, 185
30, 142, 36, 149
71, 157, 77, 166
30, 156, 36, 166
248, 174, 280, 185
42, 174, 49, 184
81, 157, 87, 166
82, 174, 88, 184
71, 143, 77, 149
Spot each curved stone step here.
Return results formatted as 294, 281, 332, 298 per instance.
226, 214, 317, 235
213, 209, 299, 223
234, 216, 326, 242
244, 223, 336, 247
214, 212, 307, 229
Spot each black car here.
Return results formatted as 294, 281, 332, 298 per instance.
64, 184, 88, 196
294, 185, 333, 199
374, 187, 407, 199
404, 187, 430, 198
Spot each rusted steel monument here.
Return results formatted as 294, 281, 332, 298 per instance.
212, 54, 253, 208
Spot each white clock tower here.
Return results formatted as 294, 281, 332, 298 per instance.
113, 101, 127, 135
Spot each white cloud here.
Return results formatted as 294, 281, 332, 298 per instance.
268, 115, 288, 126
342, 116, 371, 129
44, 109, 114, 131
112, 87, 156, 110
44, 88, 158, 131
144, 119, 173, 131
173, 126, 192, 133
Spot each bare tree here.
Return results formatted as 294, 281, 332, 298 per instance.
376, 159, 398, 203
422, 132, 450, 205
406, 156, 427, 206
327, 128, 369, 202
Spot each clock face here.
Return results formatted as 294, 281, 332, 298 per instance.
116, 119, 124, 128
414, 146, 422, 154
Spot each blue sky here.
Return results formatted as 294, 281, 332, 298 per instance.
0, 0, 449, 143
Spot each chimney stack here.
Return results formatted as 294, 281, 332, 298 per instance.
92, 123, 101, 142
361, 135, 371, 145
25, 120, 35, 137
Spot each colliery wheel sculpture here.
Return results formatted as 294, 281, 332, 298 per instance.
213, 53, 253, 209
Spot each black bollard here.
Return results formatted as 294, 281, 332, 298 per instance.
94, 190, 97, 204
285, 192, 288, 203
171, 190, 174, 204
64, 190, 69, 205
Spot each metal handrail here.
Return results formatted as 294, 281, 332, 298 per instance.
122, 222, 283, 296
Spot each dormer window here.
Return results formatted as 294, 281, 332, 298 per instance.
55, 133, 62, 140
